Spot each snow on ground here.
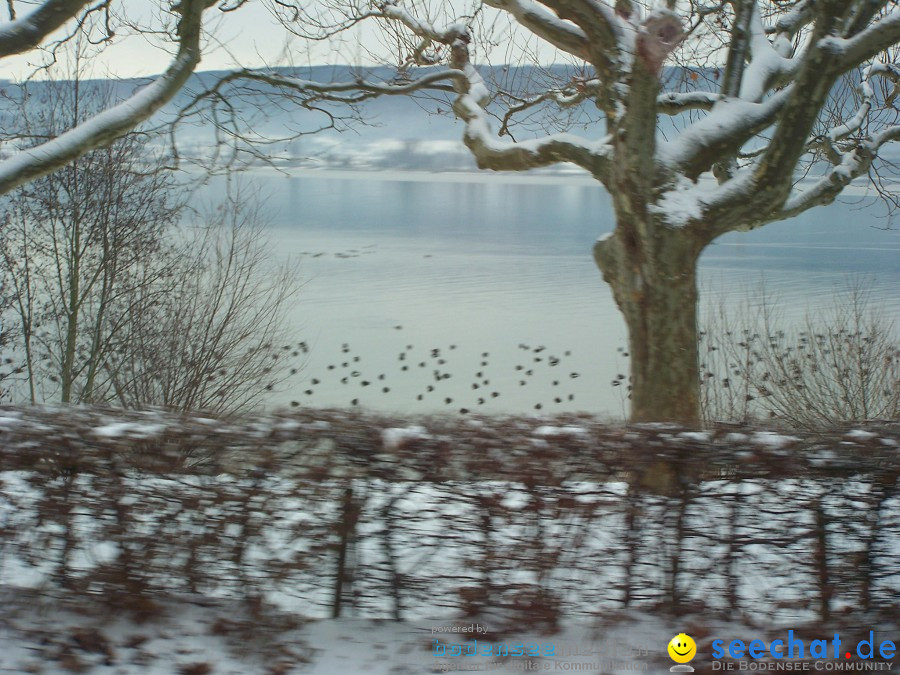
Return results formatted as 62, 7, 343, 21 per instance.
0, 586, 700, 674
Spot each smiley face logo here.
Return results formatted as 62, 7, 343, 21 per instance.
668, 633, 696, 664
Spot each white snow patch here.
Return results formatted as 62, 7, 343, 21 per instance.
382, 425, 430, 450
658, 93, 789, 170
463, 64, 491, 107
93, 422, 134, 438
751, 431, 799, 449
501, 490, 530, 510
738, 6, 796, 102
0, 587, 733, 675
532, 425, 588, 437
0, 415, 23, 429
650, 175, 719, 227
92, 422, 166, 438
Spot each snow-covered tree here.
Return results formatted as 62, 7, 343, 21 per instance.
232, 0, 899, 424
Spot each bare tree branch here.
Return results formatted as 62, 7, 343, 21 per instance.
824, 8, 900, 71
773, 124, 900, 222
538, 0, 622, 74
482, 0, 589, 58
0, 0, 91, 58
657, 90, 722, 114
0, 0, 208, 196
658, 88, 791, 180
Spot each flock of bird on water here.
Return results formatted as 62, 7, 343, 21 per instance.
290, 341, 613, 414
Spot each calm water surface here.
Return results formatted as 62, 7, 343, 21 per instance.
204, 170, 900, 418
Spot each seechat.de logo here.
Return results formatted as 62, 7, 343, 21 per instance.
710, 631, 896, 671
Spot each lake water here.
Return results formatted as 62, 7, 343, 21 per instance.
202, 169, 900, 419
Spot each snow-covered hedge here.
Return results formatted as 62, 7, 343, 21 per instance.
0, 405, 897, 628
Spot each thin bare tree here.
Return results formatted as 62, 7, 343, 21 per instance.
104, 185, 301, 416
1, 73, 182, 404
1, 76, 301, 414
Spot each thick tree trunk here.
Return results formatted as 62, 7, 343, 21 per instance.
594, 224, 703, 425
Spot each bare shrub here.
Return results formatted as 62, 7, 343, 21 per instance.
104, 185, 301, 416
0, 75, 182, 405
700, 279, 899, 430
0, 72, 301, 415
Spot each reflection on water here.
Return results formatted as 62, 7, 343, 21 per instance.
199, 170, 900, 418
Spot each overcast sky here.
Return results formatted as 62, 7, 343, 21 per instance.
2, 3, 319, 80
0, 1, 564, 81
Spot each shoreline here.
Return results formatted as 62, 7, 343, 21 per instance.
202, 164, 892, 197
243, 165, 606, 187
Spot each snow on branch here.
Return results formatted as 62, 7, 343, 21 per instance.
777, 124, 900, 221
455, 93, 613, 176
695, 110, 899, 235
818, 8, 900, 72
538, 0, 622, 64
822, 64, 899, 155
498, 78, 602, 136
656, 90, 723, 115
0, 0, 206, 197
346, 3, 615, 179
378, 0, 460, 44
0, 0, 91, 58
657, 90, 790, 180
739, 2, 799, 102
448, 40, 612, 178
767, 0, 813, 39
191, 61, 610, 179
482, 0, 589, 58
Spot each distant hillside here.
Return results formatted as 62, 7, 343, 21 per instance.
1, 65, 889, 173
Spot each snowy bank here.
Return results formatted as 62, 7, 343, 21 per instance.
0, 405, 897, 671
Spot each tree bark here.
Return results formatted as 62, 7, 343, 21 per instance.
594, 224, 703, 425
